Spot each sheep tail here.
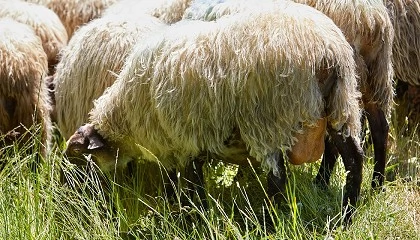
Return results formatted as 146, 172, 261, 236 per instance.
326, 59, 362, 144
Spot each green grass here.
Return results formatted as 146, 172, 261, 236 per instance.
0, 117, 419, 239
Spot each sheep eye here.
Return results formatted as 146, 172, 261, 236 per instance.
72, 148, 81, 154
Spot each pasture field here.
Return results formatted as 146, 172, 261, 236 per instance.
0, 110, 419, 239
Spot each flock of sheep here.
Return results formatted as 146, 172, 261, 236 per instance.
1, 0, 419, 224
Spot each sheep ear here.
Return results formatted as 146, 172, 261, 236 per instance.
87, 135, 105, 150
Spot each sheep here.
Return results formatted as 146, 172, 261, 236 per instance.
102, 0, 193, 24
0, 0, 68, 75
54, 13, 166, 139
284, 0, 395, 190
184, 0, 394, 190
22, 0, 118, 38
386, 0, 420, 125
0, 18, 52, 158
65, 1, 363, 222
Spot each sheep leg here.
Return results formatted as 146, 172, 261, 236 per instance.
185, 158, 207, 208
234, 164, 264, 183
328, 126, 363, 224
314, 67, 339, 188
160, 168, 194, 206
266, 151, 287, 204
164, 169, 179, 200
314, 138, 338, 188
365, 103, 388, 189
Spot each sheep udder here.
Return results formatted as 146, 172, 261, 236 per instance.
288, 118, 327, 165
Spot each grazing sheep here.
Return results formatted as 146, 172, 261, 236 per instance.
287, 0, 395, 189
188, 0, 393, 190
0, 0, 68, 75
23, 0, 118, 38
0, 18, 52, 157
54, 13, 166, 139
386, 0, 420, 124
103, 0, 192, 24
66, 2, 363, 222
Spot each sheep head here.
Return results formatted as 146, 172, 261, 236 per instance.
65, 124, 125, 171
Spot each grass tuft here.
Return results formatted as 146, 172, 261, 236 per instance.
0, 117, 418, 239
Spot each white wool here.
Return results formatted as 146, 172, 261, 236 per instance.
0, 0, 68, 66
24, 0, 118, 38
103, 0, 193, 24
291, 0, 395, 116
54, 13, 166, 139
89, 2, 361, 174
0, 18, 52, 155
387, 0, 420, 86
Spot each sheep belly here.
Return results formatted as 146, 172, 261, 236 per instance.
288, 118, 326, 165
213, 118, 327, 167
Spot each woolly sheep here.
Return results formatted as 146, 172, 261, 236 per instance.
286, 0, 395, 189
0, 0, 68, 75
23, 0, 118, 38
54, 13, 166, 139
0, 18, 52, 157
66, 2, 363, 222
184, 0, 393, 190
103, 0, 192, 24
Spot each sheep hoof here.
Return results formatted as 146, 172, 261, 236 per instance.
342, 204, 356, 227
267, 175, 286, 204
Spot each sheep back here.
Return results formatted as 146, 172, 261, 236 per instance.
24, 0, 118, 38
0, 0, 68, 72
183, 0, 247, 20
103, 0, 192, 24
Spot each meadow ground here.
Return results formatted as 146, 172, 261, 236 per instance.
0, 110, 419, 239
